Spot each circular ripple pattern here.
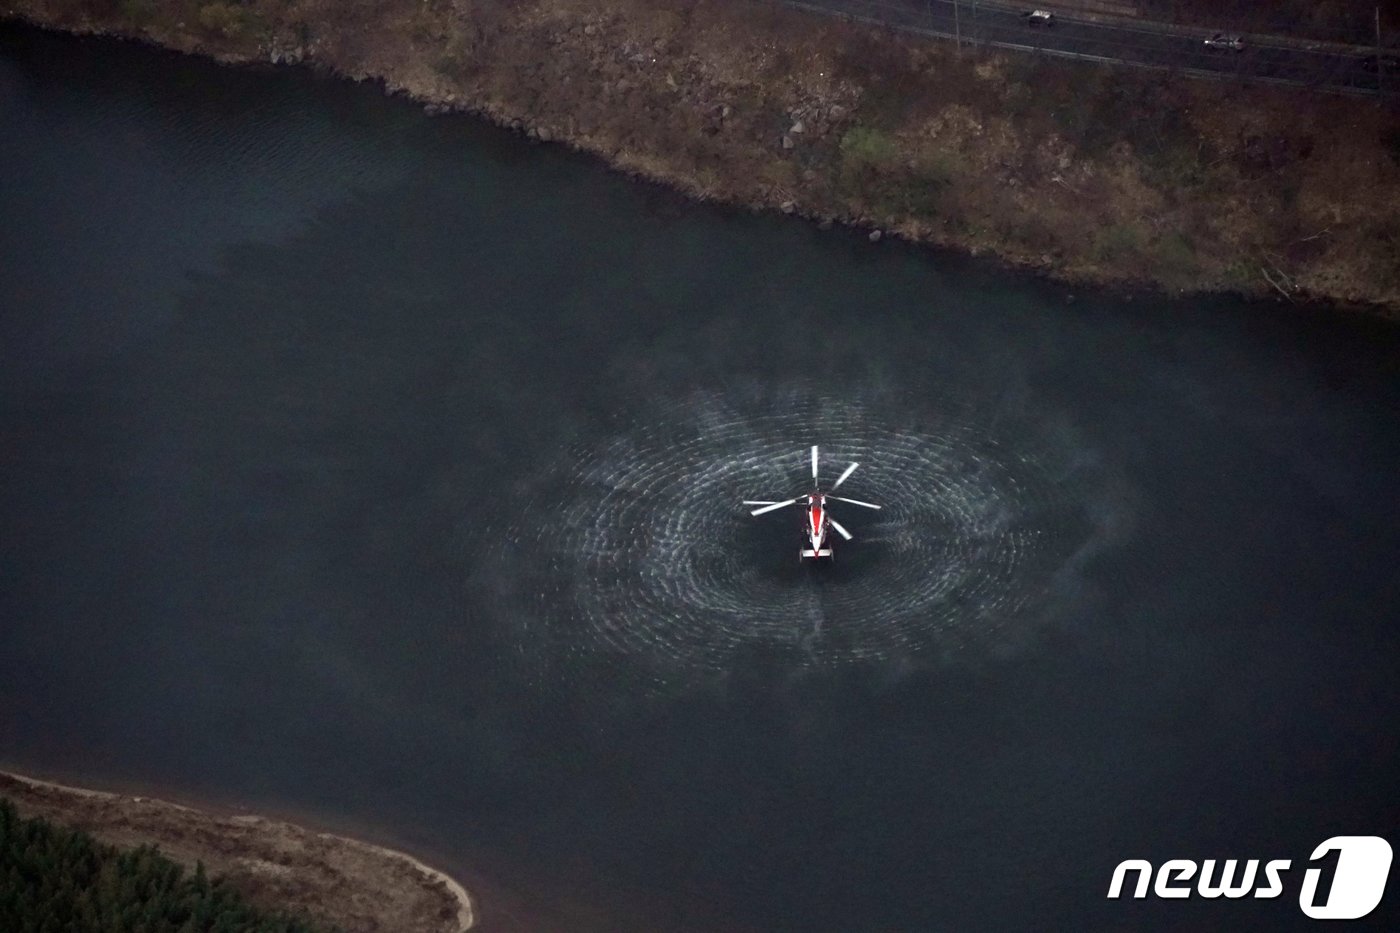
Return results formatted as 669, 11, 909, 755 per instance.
478, 387, 1108, 673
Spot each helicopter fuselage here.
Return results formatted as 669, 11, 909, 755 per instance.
802, 492, 833, 559
744, 446, 879, 561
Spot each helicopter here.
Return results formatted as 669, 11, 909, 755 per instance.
744, 446, 881, 560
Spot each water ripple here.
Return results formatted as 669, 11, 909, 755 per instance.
477, 386, 1109, 675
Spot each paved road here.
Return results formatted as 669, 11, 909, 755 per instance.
784, 0, 1397, 95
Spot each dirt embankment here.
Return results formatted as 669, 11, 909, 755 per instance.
6, 0, 1400, 315
0, 771, 473, 933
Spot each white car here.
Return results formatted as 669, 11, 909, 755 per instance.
1204, 34, 1244, 51
1023, 10, 1055, 26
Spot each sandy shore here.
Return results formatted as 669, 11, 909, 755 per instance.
0, 769, 473, 933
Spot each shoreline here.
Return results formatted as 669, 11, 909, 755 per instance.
4, 0, 1397, 319
1, 768, 475, 933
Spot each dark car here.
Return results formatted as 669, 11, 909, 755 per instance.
1203, 34, 1245, 52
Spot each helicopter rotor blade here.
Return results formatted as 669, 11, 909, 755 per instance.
750, 497, 803, 517
829, 517, 854, 541
742, 500, 781, 506
833, 461, 859, 489
830, 496, 881, 510
811, 445, 819, 482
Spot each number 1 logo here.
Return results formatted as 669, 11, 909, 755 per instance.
1298, 836, 1392, 920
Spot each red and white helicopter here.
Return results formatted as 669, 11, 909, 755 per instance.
744, 445, 881, 560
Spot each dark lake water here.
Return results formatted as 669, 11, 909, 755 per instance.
2, 23, 1399, 932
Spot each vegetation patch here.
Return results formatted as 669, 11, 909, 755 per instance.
0, 799, 328, 933
1092, 222, 1148, 264
196, 3, 264, 40
839, 125, 898, 171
